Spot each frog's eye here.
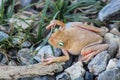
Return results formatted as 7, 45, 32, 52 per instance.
58, 41, 64, 46
54, 28, 59, 33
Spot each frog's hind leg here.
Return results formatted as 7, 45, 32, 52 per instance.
79, 44, 109, 63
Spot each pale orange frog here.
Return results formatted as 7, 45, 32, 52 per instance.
43, 20, 109, 64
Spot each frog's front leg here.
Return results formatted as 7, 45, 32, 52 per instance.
79, 44, 109, 63
43, 49, 70, 64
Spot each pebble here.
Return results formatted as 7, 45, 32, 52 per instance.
98, 68, 120, 80
9, 11, 35, 29
56, 72, 70, 80
0, 31, 9, 42
0, 53, 4, 62
17, 48, 33, 65
65, 61, 85, 80
21, 41, 32, 48
19, 75, 55, 80
8, 60, 17, 66
84, 71, 94, 80
88, 51, 111, 75
98, 0, 120, 21
104, 33, 119, 57
34, 45, 61, 62
116, 44, 120, 58
20, 0, 32, 7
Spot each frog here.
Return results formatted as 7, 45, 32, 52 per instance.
43, 20, 109, 64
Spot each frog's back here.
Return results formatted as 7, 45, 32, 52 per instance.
65, 26, 103, 54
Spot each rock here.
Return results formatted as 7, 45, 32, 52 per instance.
106, 58, 117, 70
98, 0, 120, 21
19, 75, 55, 80
17, 48, 33, 65
56, 72, 70, 80
9, 11, 35, 29
65, 61, 85, 80
62, 54, 76, 69
116, 59, 120, 68
98, 68, 120, 80
12, 33, 26, 46
0, 31, 9, 42
109, 23, 120, 30
116, 44, 120, 58
104, 33, 119, 57
88, 51, 111, 75
110, 28, 120, 37
0, 53, 4, 62
20, 0, 32, 7
104, 33, 119, 44
107, 42, 118, 57
34, 45, 61, 62
8, 60, 17, 66
85, 71, 94, 80
9, 49, 17, 58
21, 41, 32, 48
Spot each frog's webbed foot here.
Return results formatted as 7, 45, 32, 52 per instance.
46, 20, 65, 30
79, 44, 109, 63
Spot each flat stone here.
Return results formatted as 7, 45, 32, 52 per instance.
98, 68, 120, 80
34, 45, 61, 62
98, 0, 120, 21
65, 61, 85, 80
88, 51, 111, 75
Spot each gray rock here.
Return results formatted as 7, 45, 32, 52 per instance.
56, 72, 70, 80
65, 61, 85, 80
34, 45, 61, 62
98, 0, 120, 21
106, 58, 118, 70
21, 41, 31, 48
116, 59, 120, 68
116, 44, 120, 58
17, 48, 33, 65
85, 71, 94, 80
0, 53, 4, 61
0, 31, 9, 42
98, 68, 120, 80
88, 51, 111, 75
19, 75, 55, 80
8, 60, 17, 66
20, 0, 32, 7
104, 33, 119, 57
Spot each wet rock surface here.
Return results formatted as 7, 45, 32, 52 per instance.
88, 51, 111, 75
98, 0, 120, 21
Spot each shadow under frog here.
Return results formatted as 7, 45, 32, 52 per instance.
43, 20, 109, 65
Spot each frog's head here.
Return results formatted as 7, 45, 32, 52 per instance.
48, 28, 68, 49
